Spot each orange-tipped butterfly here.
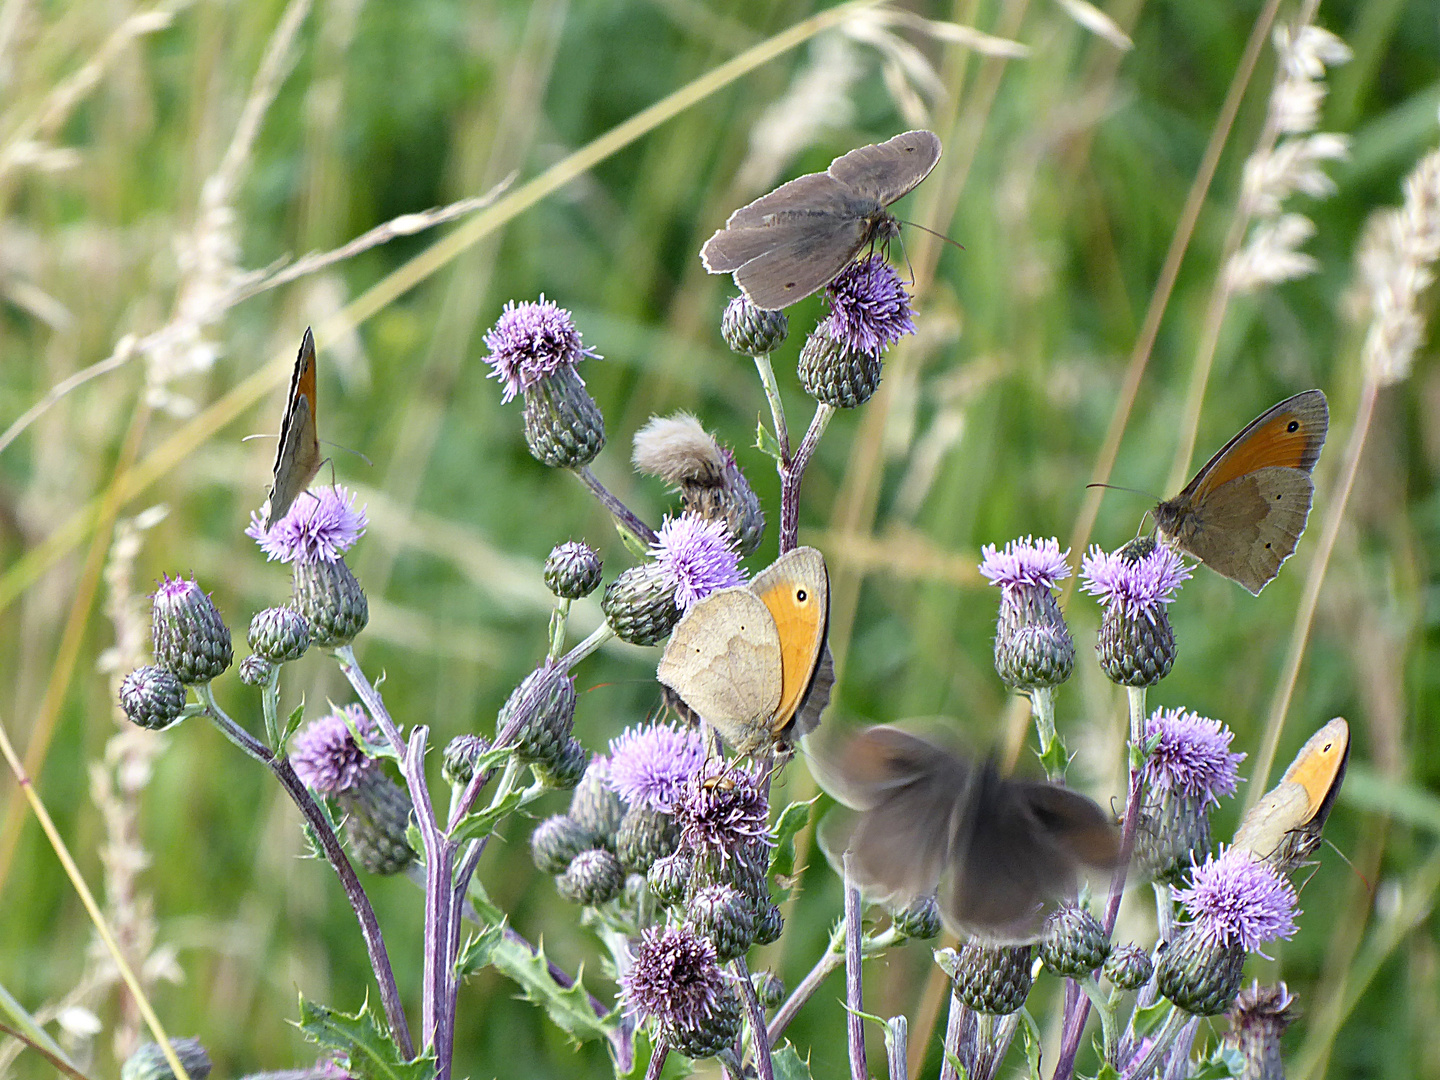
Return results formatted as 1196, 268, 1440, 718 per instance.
260, 328, 321, 529
811, 724, 1122, 941
1153, 389, 1328, 594
656, 546, 832, 756
1234, 717, 1349, 871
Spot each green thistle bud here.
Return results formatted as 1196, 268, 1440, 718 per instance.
601, 562, 681, 646
1103, 942, 1155, 991
556, 847, 624, 906
994, 587, 1074, 691
569, 760, 624, 849
499, 663, 576, 765
1134, 788, 1213, 887
798, 323, 882, 408
338, 770, 417, 876
544, 541, 603, 599
893, 894, 943, 940
952, 941, 1035, 1015
1223, 981, 1296, 1080
441, 733, 490, 788
665, 990, 743, 1060
687, 884, 756, 961
119, 665, 187, 730
1156, 926, 1246, 1016
721, 296, 788, 356
246, 605, 311, 664
292, 557, 368, 648
522, 364, 606, 469
533, 736, 588, 789
238, 654, 274, 686
121, 1038, 212, 1080
617, 804, 680, 875
1040, 905, 1112, 978
752, 968, 786, 1010
1098, 603, 1177, 687
531, 814, 592, 875
752, 903, 784, 946
151, 576, 233, 684
647, 850, 693, 907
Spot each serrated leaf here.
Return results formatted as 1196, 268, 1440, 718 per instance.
280, 701, 307, 748
771, 1041, 816, 1080
1038, 735, 1068, 779
296, 996, 433, 1080
1018, 1007, 1043, 1077
768, 799, 814, 882
1188, 1046, 1243, 1079
755, 421, 782, 462
487, 932, 614, 1045
1131, 1000, 1171, 1040
618, 523, 654, 561
455, 920, 505, 977
940, 1048, 970, 1079
1091, 1064, 1122, 1080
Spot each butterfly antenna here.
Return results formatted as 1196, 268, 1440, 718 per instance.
896, 218, 964, 251
321, 440, 374, 467
1085, 480, 1159, 501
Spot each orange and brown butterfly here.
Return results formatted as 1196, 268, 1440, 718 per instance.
1234, 717, 1349, 872
260, 328, 322, 530
656, 546, 833, 757
1153, 389, 1328, 594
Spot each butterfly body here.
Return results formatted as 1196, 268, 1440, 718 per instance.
1154, 389, 1328, 594
657, 546, 831, 755
701, 131, 941, 310
261, 328, 321, 529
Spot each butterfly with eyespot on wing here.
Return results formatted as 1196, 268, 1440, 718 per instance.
809, 724, 1123, 942
259, 328, 322, 530
700, 131, 942, 311
656, 546, 832, 757
1153, 389, 1328, 594
1234, 717, 1349, 872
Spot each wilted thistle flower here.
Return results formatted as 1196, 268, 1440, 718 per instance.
1224, 981, 1298, 1080
247, 605, 311, 664
498, 662, 576, 767
620, 924, 740, 1059
119, 665, 188, 730
121, 1037, 212, 1080
1081, 537, 1190, 687
544, 541, 603, 599
483, 296, 605, 469
247, 485, 367, 562
979, 536, 1075, 691
1135, 708, 1244, 885
672, 760, 772, 868
721, 294, 788, 356
650, 512, 745, 611
151, 575, 234, 685
633, 414, 765, 556
605, 722, 706, 813
1039, 904, 1112, 978
601, 561, 682, 646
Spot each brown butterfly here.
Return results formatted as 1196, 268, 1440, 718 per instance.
700, 131, 941, 310
1153, 389, 1328, 594
260, 328, 321, 529
1234, 717, 1349, 871
811, 725, 1122, 941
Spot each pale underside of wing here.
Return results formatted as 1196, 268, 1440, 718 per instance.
1171, 468, 1314, 594
825, 130, 941, 202
1234, 782, 1310, 862
265, 396, 321, 526
655, 588, 783, 734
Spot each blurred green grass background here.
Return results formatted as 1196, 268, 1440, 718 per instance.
1, 0, 1437, 1077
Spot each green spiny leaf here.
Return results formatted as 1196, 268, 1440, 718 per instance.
1131, 1000, 1171, 1040
768, 798, 814, 882
755, 421, 782, 462
1188, 1046, 1244, 1079
295, 996, 433, 1080
771, 1041, 816, 1080
486, 932, 614, 1045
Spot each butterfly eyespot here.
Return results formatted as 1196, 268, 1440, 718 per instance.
1287, 420, 1299, 432
796, 588, 808, 602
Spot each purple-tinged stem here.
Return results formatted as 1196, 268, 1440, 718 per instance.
573, 465, 657, 546
843, 854, 867, 1080
778, 404, 835, 554
644, 1037, 670, 1080
732, 956, 775, 1080
938, 990, 972, 1080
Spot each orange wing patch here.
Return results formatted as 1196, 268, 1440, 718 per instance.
755, 578, 826, 732
1189, 391, 1328, 497
1280, 717, 1349, 822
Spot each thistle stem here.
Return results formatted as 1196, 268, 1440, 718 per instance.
843, 853, 867, 1080
754, 354, 791, 461
778, 403, 834, 553
573, 465, 657, 547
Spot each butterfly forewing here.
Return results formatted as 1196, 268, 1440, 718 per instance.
825, 130, 941, 201
263, 328, 321, 528
1180, 389, 1328, 500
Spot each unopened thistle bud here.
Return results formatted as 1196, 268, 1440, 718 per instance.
601, 562, 682, 645
152, 576, 233, 684
499, 662, 576, 765
1223, 981, 1297, 1080
119, 665, 188, 730
340, 770, 417, 875
798, 323, 883, 408
721, 295, 788, 356
544, 541, 603, 599
522, 364, 607, 469
648, 850, 694, 907
752, 969, 786, 1010
531, 814, 593, 875
570, 757, 625, 849
979, 537, 1075, 690
247, 605, 311, 664
1103, 943, 1155, 991
667, 990, 743, 1060
950, 941, 1035, 1015
441, 733, 490, 788
633, 414, 765, 556
533, 736, 589, 789
557, 847, 624, 906
752, 902, 784, 945
238, 653, 274, 686
1156, 926, 1246, 1015
687, 883, 756, 961
617, 804, 681, 875
893, 893, 943, 940
292, 557, 369, 648
1082, 538, 1190, 687
1040, 904, 1112, 978
121, 1038, 212, 1080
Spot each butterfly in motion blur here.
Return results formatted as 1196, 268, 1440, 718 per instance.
260, 328, 322, 530
810, 724, 1122, 941
700, 131, 941, 310
1153, 389, 1328, 594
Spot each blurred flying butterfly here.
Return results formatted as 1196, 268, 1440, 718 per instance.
811, 724, 1122, 941
260, 328, 322, 529
700, 130, 942, 310
1153, 389, 1328, 594
657, 546, 832, 757
1234, 717, 1349, 872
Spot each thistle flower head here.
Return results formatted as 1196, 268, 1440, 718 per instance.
247, 486, 367, 563
980, 536, 1071, 593
1081, 542, 1190, 619
1143, 707, 1245, 807
619, 924, 727, 1028
1175, 847, 1299, 955
605, 722, 707, 812
290, 704, 380, 794
651, 513, 744, 611
673, 759, 773, 866
823, 255, 916, 357
483, 296, 600, 404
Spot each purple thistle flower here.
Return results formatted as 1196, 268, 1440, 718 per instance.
1144, 707, 1245, 807
606, 722, 707, 813
673, 759, 773, 866
290, 704, 379, 794
1081, 543, 1191, 618
247, 486, 367, 564
482, 296, 600, 405
1175, 846, 1299, 955
979, 536, 1072, 592
619, 924, 727, 1028
651, 513, 744, 611
823, 256, 916, 357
